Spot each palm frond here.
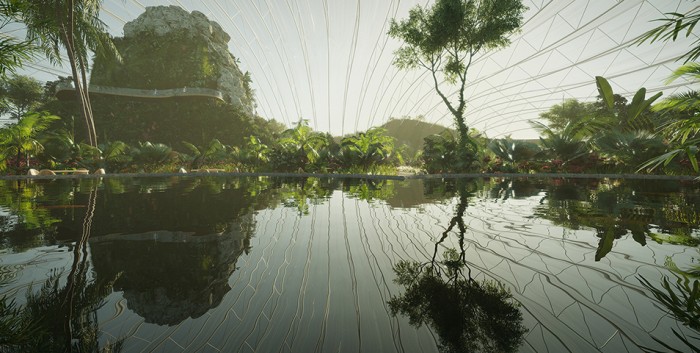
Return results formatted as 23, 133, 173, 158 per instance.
654, 91, 700, 113
667, 63, 700, 83
636, 9, 700, 63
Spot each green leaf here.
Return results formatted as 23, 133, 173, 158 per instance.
628, 87, 648, 119
595, 229, 615, 261
595, 76, 615, 110
627, 88, 663, 121
181, 141, 200, 156
688, 147, 699, 172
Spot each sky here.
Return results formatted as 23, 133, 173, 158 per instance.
8, 0, 700, 138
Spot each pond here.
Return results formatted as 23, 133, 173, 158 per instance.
0, 176, 699, 352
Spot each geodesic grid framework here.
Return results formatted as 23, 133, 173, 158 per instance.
6, 0, 700, 138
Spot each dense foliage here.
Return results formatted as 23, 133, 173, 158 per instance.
0, 74, 43, 121
2, 3, 700, 176
7, 0, 120, 147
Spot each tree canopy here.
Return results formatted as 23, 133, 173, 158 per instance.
538, 99, 596, 132
388, 0, 526, 170
0, 75, 44, 121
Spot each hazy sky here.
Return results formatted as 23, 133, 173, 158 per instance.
11, 0, 700, 138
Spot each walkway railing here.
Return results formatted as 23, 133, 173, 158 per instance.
55, 83, 225, 102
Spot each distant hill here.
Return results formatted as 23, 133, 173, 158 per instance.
380, 118, 454, 158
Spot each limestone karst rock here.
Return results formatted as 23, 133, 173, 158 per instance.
50, 5, 277, 147
92, 5, 254, 112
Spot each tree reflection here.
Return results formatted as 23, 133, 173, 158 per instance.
0, 180, 64, 251
1, 188, 122, 352
388, 181, 526, 353
343, 178, 395, 203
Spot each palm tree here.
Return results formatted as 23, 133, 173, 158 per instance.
0, 112, 59, 171
640, 63, 700, 173
277, 120, 328, 169
340, 127, 395, 172
130, 142, 173, 172
655, 64, 700, 137
97, 140, 130, 171
11, 0, 119, 147
593, 130, 666, 171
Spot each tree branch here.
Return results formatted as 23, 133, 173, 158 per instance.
430, 56, 458, 117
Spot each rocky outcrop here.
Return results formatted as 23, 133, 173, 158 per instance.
123, 6, 230, 43
93, 5, 254, 113
77, 5, 266, 146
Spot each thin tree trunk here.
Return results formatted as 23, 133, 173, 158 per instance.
62, 187, 97, 351
78, 54, 97, 146
64, 38, 94, 147
429, 62, 472, 160
61, 0, 97, 147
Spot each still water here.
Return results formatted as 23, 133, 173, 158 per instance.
0, 176, 698, 352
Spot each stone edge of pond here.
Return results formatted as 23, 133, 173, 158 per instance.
0, 172, 697, 181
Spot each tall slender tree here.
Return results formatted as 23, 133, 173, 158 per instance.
11, 0, 119, 147
389, 0, 526, 169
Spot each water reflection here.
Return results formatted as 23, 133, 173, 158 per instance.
1, 176, 700, 352
389, 181, 526, 353
1, 188, 123, 352
89, 218, 254, 325
80, 178, 267, 326
1, 270, 123, 353
638, 256, 700, 352
532, 178, 700, 260
1, 177, 273, 332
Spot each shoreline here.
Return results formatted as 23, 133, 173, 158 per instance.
0, 171, 697, 181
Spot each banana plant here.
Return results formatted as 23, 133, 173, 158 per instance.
240, 135, 270, 171
594, 76, 688, 172
596, 76, 663, 123
422, 132, 458, 173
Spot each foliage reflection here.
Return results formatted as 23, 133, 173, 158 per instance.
531, 178, 700, 260
388, 181, 526, 353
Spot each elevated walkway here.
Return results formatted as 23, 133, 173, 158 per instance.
55, 83, 225, 102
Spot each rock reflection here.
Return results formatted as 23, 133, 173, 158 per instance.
388, 182, 526, 353
89, 213, 255, 326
